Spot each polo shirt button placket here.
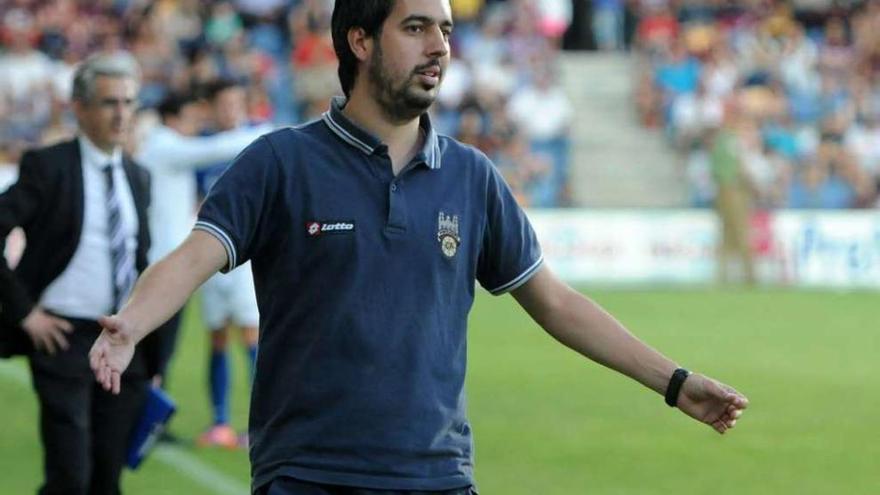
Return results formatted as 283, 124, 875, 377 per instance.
386, 180, 407, 232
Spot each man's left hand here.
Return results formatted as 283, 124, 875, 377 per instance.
676, 374, 749, 434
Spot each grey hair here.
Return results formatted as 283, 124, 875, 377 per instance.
71, 51, 141, 103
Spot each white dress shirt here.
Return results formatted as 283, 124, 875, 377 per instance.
136, 124, 269, 262
40, 135, 139, 318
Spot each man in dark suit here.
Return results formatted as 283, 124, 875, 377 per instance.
0, 52, 158, 495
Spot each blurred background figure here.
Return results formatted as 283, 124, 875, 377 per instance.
194, 79, 261, 450
709, 110, 756, 286
0, 51, 156, 495
132, 87, 268, 445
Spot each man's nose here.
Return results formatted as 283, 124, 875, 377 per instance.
425, 26, 449, 58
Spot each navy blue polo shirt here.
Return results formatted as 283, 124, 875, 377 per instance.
194, 98, 543, 492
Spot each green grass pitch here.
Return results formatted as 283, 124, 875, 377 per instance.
1, 289, 877, 494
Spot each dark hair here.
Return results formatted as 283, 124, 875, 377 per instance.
157, 92, 198, 121
331, 0, 396, 98
200, 78, 244, 102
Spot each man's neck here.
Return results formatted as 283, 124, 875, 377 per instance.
342, 90, 423, 175
80, 132, 118, 157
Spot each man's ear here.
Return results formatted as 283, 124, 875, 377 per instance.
347, 27, 373, 63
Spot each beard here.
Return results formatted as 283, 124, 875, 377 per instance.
367, 43, 438, 123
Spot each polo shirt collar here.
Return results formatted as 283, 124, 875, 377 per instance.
322, 96, 442, 170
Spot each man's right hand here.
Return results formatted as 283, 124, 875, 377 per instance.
89, 315, 137, 394
21, 307, 74, 355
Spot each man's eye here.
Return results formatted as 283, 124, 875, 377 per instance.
406, 25, 424, 34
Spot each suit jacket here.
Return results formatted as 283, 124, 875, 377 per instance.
0, 138, 165, 376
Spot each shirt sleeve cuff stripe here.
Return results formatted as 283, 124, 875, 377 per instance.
489, 255, 544, 295
193, 221, 237, 272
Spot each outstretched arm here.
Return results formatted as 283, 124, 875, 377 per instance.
89, 230, 227, 393
511, 266, 748, 434
139, 124, 272, 171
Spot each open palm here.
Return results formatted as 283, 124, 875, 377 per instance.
88, 315, 136, 394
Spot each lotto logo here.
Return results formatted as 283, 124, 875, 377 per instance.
306, 221, 355, 236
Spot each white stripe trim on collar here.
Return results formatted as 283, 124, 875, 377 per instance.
322, 112, 374, 155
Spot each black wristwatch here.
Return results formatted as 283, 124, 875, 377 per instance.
664, 368, 691, 407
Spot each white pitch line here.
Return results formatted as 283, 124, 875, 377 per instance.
153, 445, 249, 495
0, 360, 250, 495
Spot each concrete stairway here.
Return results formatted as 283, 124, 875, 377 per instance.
559, 52, 687, 208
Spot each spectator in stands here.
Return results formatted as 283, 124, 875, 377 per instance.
787, 158, 833, 208
493, 130, 553, 206
39, 97, 76, 146
809, 130, 871, 208
635, 3, 679, 54
844, 111, 880, 191
762, 106, 800, 162
450, 0, 484, 32
779, 23, 820, 96
507, 0, 553, 69
206, 1, 245, 48
128, 12, 184, 108
684, 133, 716, 208
454, 105, 492, 151
507, 64, 572, 206
0, 8, 55, 144
460, 5, 507, 66
818, 16, 855, 81
654, 38, 702, 131
593, 0, 625, 51
670, 78, 724, 149
290, 9, 339, 119
702, 38, 738, 99
534, 0, 573, 46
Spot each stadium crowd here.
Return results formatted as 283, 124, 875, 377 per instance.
631, 0, 880, 210
0, 0, 574, 207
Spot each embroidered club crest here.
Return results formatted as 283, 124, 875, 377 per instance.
437, 211, 461, 258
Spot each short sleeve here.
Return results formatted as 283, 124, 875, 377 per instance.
194, 135, 279, 272
476, 157, 543, 295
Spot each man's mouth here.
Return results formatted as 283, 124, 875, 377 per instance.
415, 65, 442, 86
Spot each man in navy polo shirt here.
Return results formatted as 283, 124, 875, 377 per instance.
90, 1, 749, 494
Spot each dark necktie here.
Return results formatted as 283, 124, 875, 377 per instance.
103, 164, 136, 312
